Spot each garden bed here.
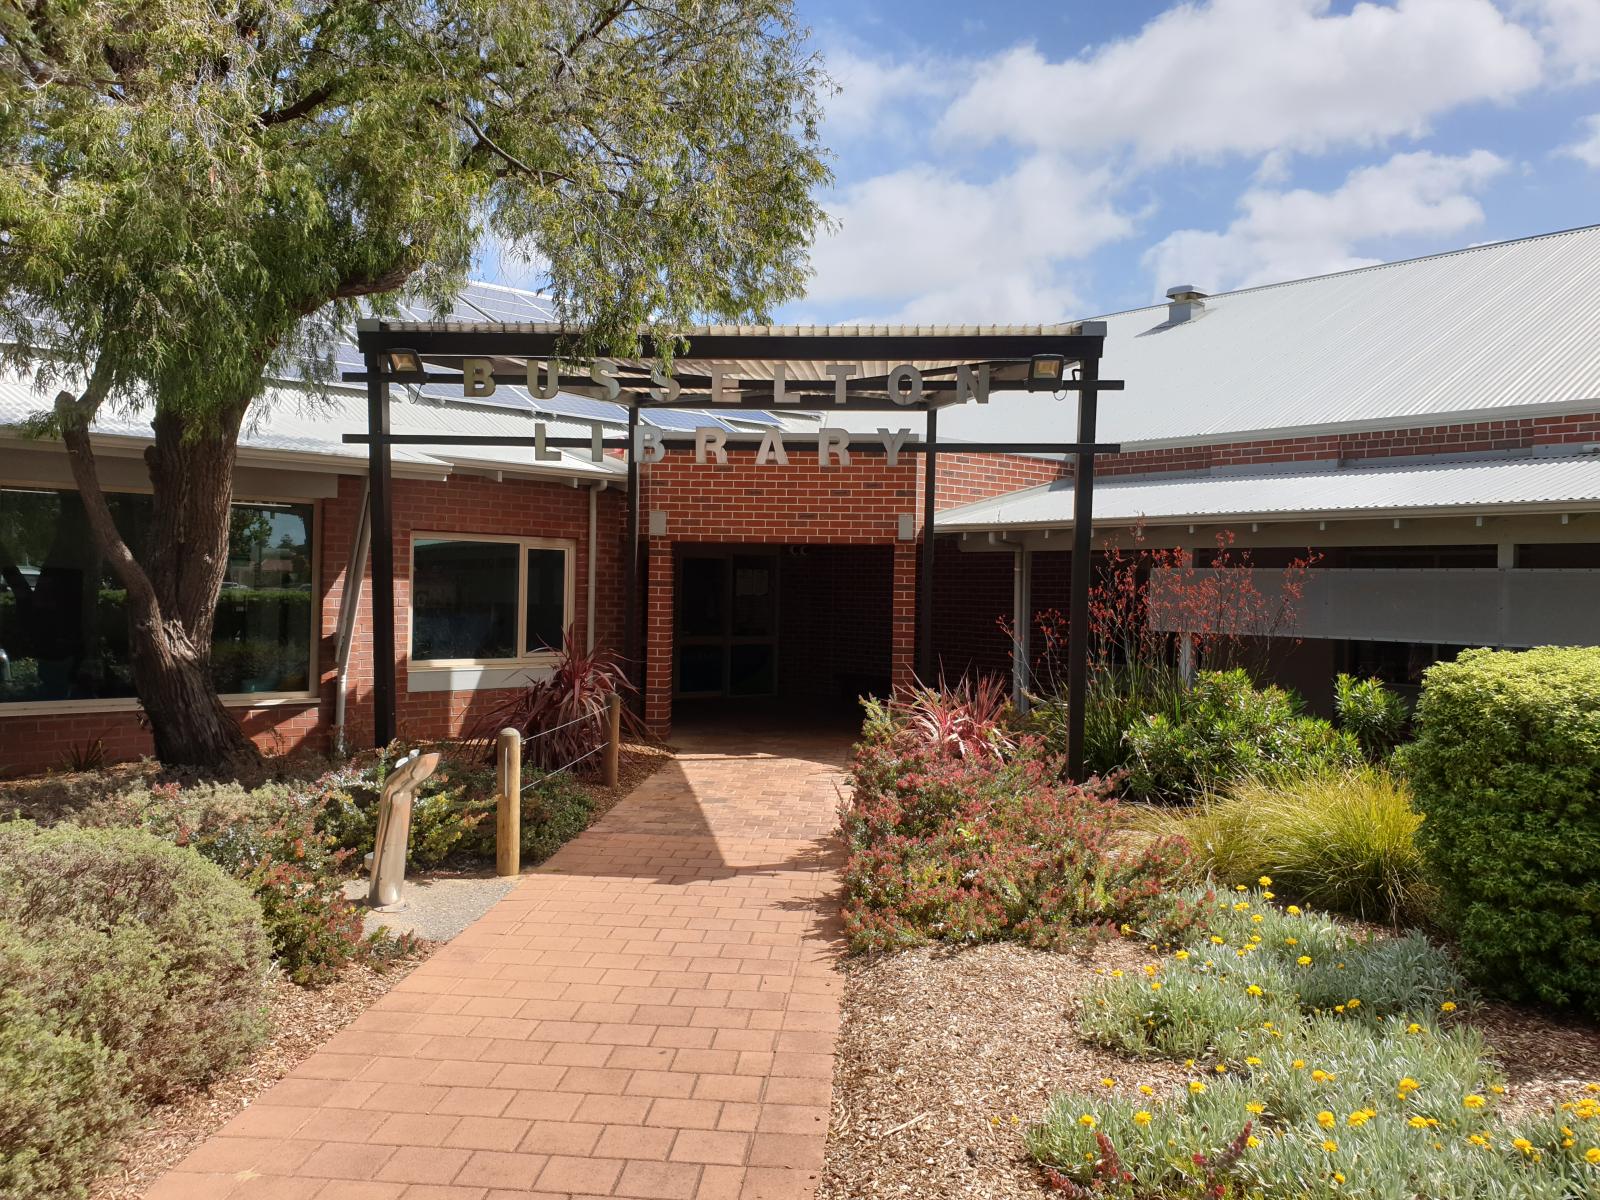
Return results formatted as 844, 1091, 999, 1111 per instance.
820, 938, 1600, 1199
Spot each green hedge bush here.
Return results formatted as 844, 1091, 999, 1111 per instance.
1402, 646, 1600, 1013
0, 822, 270, 1100
1124, 670, 1362, 800
0, 823, 270, 1200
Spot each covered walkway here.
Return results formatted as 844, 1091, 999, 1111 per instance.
149, 726, 850, 1200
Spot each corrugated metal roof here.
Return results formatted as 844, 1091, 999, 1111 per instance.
929, 225, 1600, 449
935, 452, 1600, 531
0, 367, 624, 482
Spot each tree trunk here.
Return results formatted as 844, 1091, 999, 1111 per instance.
58, 385, 261, 768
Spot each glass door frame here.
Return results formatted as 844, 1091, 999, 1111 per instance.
672, 545, 781, 699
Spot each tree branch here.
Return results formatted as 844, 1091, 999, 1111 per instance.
258, 82, 337, 127
53, 368, 161, 623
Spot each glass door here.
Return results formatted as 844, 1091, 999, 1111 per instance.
675, 550, 778, 697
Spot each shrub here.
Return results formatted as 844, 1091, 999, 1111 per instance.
1334, 673, 1410, 761
1401, 646, 1600, 1013
1140, 767, 1430, 926
840, 740, 1196, 951
0, 822, 270, 1101
1020, 665, 1190, 781
0, 991, 133, 1200
1123, 670, 1361, 801
894, 676, 1015, 761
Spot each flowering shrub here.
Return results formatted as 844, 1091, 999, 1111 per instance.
840, 737, 1196, 952
1033, 887, 1599, 1198
1402, 646, 1600, 1014
860, 676, 1014, 762
1123, 670, 1361, 801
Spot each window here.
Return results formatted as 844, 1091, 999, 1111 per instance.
0, 487, 315, 705
410, 535, 572, 664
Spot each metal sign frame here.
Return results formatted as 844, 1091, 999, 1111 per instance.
344, 321, 1123, 779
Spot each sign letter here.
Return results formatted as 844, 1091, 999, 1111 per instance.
527, 359, 561, 399
756, 429, 789, 466
877, 427, 913, 467
826, 364, 858, 406
648, 367, 680, 403
710, 367, 738, 405
533, 422, 560, 462
771, 363, 792, 405
887, 364, 924, 406
955, 363, 991, 404
695, 426, 728, 465
818, 427, 851, 468
633, 425, 665, 464
463, 358, 496, 397
590, 358, 621, 401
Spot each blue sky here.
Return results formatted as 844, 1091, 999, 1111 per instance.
772, 0, 1600, 324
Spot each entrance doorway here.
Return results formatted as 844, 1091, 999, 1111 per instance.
674, 549, 780, 698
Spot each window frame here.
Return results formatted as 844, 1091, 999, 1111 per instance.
406, 531, 575, 670
0, 481, 321, 714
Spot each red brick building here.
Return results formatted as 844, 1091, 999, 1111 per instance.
6, 229, 1600, 774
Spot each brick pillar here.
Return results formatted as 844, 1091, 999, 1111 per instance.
644, 539, 674, 736
891, 541, 917, 689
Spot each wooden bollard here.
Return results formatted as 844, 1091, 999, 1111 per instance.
495, 727, 521, 877
603, 694, 622, 789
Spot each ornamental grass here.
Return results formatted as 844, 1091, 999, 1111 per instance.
1139, 766, 1430, 927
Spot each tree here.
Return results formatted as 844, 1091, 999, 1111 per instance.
0, 0, 829, 765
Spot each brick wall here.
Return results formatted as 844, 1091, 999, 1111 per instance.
1091, 411, 1600, 479
1, 471, 627, 775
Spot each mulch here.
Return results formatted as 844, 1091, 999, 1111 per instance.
89, 947, 433, 1200
820, 939, 1600, 1199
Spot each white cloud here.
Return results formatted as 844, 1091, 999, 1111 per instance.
820, 47, 954, 142
1515, 0, 1600, 82
938, 0, 1542, 164
1562, 114, 1600, 167
1143, 149, 1509, 294
803, 155, 1134, 324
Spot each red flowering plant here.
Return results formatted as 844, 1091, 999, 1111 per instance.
839, 736, 1197, 952
1007, 525, 1319, 779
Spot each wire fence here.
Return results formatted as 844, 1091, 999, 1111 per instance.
514, 709, 615, 790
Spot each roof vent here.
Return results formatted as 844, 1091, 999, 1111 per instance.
1165, 284, 1208, 324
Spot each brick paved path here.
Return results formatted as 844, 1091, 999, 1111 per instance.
149, 727, 850, 1200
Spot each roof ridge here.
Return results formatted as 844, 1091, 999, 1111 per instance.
1080, 223, 1600, 324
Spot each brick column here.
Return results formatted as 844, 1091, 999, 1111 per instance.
644, 539, 674, 736
891, 541, 917, 690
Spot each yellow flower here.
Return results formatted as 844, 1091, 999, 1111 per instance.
1406, 1023, 1423, 1035
1334, 1005, 1346, 1014
1348, 1109, 1374, 1127
1247, 984, 1263, 997
1468, 1134, 1490, 1148
1409, 1116, 1431, 1129
1298, 956, 1313, 966
1211, 936, 1226, 945
1588, 1083, 1600, 1094
1139, 1084, 1154, 1096
989, 1115, 1000, 1126
1190, 1081, 1207, 1094
1318, 1111, 1337, 1129
1174, 949, 1190, 961
1398, 1078, 1420, 1096
1247, 1102, 1266, 1114
1463, 1095, 1486, 1109
1313, 1070, 1336, 1083
1110, 969, 1124, 978
1586, 1147, 1600, 1164
1246, 1135, 1260, 1147
1151, 981, 1163, 992
1133, 1110, 1152, 1126
1333, 1172, 1345, 1184
1441, 1001, 1458, 1013
1100, 1078, 1115, 1088
1246, 1056, 1262, 1066
1232, 902, 1250, 912
1078, 1114, 1096, 1128
1292, 1059, 1306, 1070
1285, 937, 1298, 946
1251, 913, 1264, 924
1236, 884, 1248, 892
1322, 1139, 1338, 1153
1287, 905, 1301, 915
1259, 876, 1273, 886
1143, 964, 1158, 976
1010, 1114, 1021, 1125
1215, 1064, 1228, 1073
1513, 1138, 1534, 1155
1490, 1085, 1505, 1095
1346, 999, 1361, 1009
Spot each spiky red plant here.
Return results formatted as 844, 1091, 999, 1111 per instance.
465, 628, 642, 773
896, 675, 1014, 762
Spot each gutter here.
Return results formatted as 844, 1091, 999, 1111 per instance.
585, 480, 608, 651
331, 482, 372, 756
